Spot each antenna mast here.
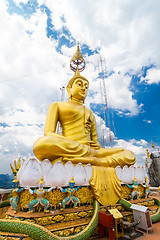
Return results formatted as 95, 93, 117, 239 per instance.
56, 86, 65, 134
99, 55, 112, 146
60, 86, 65, 101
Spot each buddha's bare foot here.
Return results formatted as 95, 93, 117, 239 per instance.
95, 148, 124, 158
62, 156, 114, 167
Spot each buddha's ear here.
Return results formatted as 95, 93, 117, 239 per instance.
67, 86, 72, 100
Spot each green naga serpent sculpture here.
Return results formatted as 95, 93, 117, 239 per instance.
0, 200, 100, 240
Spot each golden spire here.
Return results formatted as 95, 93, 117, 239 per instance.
10, 163, 17, 176
146, 149, 150, 158
39, 176, 45, 184
14, 159, 19, 171
151, 140, 155, 148
74, 67, 81, 78
17, 157, 21, 169
70, 42, 85, 72
13, 175, 19, 183
133, 176, 137, 182
10, 158, 21, 176
69, 176, 75, 183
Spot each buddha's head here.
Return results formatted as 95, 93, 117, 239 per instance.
67, 68, 89, 103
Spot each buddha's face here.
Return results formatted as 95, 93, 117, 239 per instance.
70, 78, 89, 101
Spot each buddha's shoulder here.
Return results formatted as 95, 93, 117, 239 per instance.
48, 102, 94, 114
49, 101, 68, 107
85, 106, 94, 115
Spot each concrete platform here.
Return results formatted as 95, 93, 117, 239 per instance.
93, 221, 160, 239
137, 221, 160, 240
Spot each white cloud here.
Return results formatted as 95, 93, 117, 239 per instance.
44, 0, 160, 69
141, 68, 160, 84
14, 0, 29, 6
143, 119, 152, 124
95, 114, 115, 146
0, 123, 42, 173
41, 0, 160, 115
0, 2, 70, 173
114, 138, 147, 164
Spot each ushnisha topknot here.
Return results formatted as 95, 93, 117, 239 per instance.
67, 68, 89, 89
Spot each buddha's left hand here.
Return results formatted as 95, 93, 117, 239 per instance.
89, 141, 101, 150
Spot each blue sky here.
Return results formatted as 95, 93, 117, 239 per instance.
0, 0, 160, 173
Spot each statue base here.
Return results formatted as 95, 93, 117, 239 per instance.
2, 197, 159, 239
6, 204, 95, 235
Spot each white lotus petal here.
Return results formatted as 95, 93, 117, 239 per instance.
64, 161, 74, 185
73, 163, 86, 186
47, 161, 66, 187
18, 158, 42, 187
84, 164, 93, 185
41, 159, 52, 186
135, 166, 145, 184
115, 166, 122, 181
141, 166, 146, 184
128, 165, 135, 184
17, 159, 28, 186
121, 165, 130, 184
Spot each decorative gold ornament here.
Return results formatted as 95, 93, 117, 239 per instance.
64, 212, 79, 222
121, 185, 132, 200
52, 214, 65, 223
70, 42, 85, 72
74, 226, 82, 233
133, 176, 137, 182
35, 216, 54, 226
10, 158, 21, 179
10, 164, 17, 176
38, 176, 45, 184
69, 176, 75, 183
74, 187, 94, 205
19, 190, 36, 211
151, 140, 155, 148
137, 184, 145, 198
146, 149, 150, 158
12, 175, 19, 183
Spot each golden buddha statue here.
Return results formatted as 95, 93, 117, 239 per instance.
33, 44, 136, 205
